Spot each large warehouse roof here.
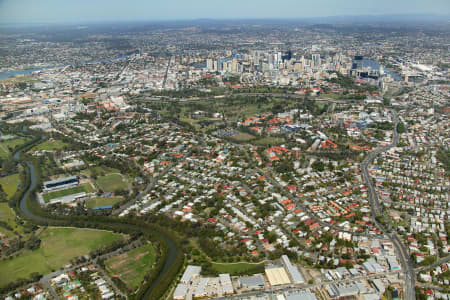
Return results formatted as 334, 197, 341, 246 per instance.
265, 266, 291, 286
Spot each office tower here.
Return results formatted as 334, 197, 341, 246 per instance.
312, 54, 321, 67
206, 59, 213, 71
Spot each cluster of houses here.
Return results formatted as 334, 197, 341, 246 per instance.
51, 264, 116, 300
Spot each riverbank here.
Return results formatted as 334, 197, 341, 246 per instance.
7, 134, 183, 299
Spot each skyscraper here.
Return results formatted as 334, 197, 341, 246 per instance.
312, 54, 321, 67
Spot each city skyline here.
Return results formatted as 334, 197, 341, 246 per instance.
0, 0, 449, 24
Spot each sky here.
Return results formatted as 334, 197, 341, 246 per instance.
0, 0, 449, 24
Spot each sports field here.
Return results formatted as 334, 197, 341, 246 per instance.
96, 174, 129, 192
0, 173, 20, 200
0, 227, 123, 287
42, 183, 95, 202
31, 140, 67, 151
105, 243, 156, 290
85, 196, 124, 209
0, 137, 30, 159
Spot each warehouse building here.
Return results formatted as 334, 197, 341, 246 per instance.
238, 275, 265, 290
173, 284, 188, 300
265, 266, 291, 286
285, 291, 318, 300
219, 273, 234, 295
180, 265, 201, 284
281, 255, 305, 284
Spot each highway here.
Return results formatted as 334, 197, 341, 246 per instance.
360, 110, 416, 300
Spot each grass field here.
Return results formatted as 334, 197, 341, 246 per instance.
105, 243, 156, 290
43, 183, 95, 202
0, 203, 23, 237
211, 262, 265, 275
80, 166, 120, 177
231, 132, 256, 142
31, 140, 67, 151
85, 196, 124, 209
0, 227, 123, 287
96, 174, 129, 192
0, 173, 21, 200
0, 137, 30, 159
252, 137, 285, 146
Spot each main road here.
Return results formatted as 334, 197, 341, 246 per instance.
360, 111, 416, 300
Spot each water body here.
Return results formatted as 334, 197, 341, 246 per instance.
0, 53, 134, 80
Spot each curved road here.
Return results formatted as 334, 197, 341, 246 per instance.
361, 111, 416, 300
14, 149, 181, 299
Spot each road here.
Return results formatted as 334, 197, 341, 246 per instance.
415, 256, 450, 274
162, 55, 172, 89
255, 165, 386, 240
360, 110, 416, 300
112, 163, 175, 215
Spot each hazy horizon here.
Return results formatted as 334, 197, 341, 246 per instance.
0, 0, 449, 24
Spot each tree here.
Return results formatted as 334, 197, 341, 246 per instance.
312, 161, 325, 172
397, 122, 407, 134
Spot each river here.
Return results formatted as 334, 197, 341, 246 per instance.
13, 140, 180, 298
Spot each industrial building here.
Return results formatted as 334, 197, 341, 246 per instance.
238, 275, 265, 290
219, 273, 234, 295
265, 266, 291, 286
180, 265, 201, 284
173, 284, 188, 300
285, 291, 318, 300
281, 255, 305, 284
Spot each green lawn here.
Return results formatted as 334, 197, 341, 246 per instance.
0, 227, 123, 287
0, 203, 23, 237
211, 262, 265, 275
0, 173, 21, 200
85, 197, 124, 209
31, 140, 67, 151
231, 132, 256, 142
43, 183, 95, 202
96, 174, 129, 192
80, 166, 120, 177
252, 137, 285, 146
0, 137, 30, 159
105, 243, 156, 290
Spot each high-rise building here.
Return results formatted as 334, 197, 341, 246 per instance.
312, 54, 321, 67
206, 59, 213, 71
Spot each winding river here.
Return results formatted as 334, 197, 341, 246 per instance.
13, 143, 180, 299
